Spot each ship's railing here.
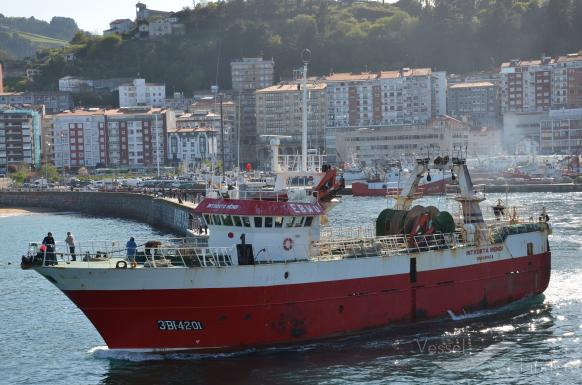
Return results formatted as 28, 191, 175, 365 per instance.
320, 225, 376, 241
26, 239, 234, 268
313, 232, 462, 260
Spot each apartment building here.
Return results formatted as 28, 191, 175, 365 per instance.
0, 92, 73, 113
167, 127, 218, 168
0, 107, 42, 171
230, 58, 275, 91
447, 81, 499, 128
118, 78, 166, 108
176, 110, 234, 168
500, 54, 582, 113
540, 108, 582, 155
324, 68, 446, 128
230, 57, 275, 167
255, 83, 327, 167
52, 107, 172, 169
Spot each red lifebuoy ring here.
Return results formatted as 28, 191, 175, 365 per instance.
283, 237, 293, 251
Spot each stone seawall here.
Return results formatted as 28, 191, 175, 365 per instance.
0, 192, 193, 235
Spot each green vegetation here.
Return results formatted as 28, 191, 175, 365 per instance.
21, 0, 582, 93
0, 14, 77, 58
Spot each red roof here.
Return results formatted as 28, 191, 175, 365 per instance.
194, 198, 324, 216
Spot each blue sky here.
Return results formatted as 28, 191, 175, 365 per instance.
2, 0, 195, 34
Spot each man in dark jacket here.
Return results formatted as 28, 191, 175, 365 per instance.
42, 232, 56, 265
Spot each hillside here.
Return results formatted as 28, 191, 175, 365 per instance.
27, 0, 582, 94
0, 14, 77, 58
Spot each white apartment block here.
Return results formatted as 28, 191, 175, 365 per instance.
52, 110, 103, 168
167, 127, 218, 167
119, 79, 166, 108
324, 68, 446, 129
230, 58, 275, 91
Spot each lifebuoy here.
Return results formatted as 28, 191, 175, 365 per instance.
116, 260, 128, 269
283, 237, 294, 251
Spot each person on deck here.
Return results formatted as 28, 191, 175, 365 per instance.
126, 237, 138, 262
42, 232, 56, 265
65, 232, 76, 261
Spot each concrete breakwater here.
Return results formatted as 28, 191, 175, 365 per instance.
0, 191, 194, 235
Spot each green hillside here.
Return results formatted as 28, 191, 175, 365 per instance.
25, 0, 582, 94
0, 14, 77, 58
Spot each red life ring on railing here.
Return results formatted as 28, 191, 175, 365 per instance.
283, 237, 294, 251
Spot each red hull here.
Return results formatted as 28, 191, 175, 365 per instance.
352, 179, 448, 196
64, 252, 550, 351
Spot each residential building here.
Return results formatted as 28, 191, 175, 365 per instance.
103, 19, 135, 36
431, 71, 447, 117
59, 76, 133, 94
52, 107, 173, 169
231, 58, 275, 91
167, 127, 218, 168
134, 3, 184, 38
176, 106, 235, 169
334, 116, 470, 166
324, 68, 445, 128
0, 107, 42, 171
540, 108, 582, 155
255, 83, 327, 168
231, 58, 275, 167
0, 92, 73, 113
118, 78, 166, 107
41, 115, 54, 167
500, 53, 582, 113
447, 81, 500, 128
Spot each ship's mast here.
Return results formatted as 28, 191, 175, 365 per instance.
301, 49, 310, 172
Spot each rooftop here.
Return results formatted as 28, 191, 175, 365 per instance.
324, 72, 378, 82
256, 83, 327, 93
449, 81, 495, 89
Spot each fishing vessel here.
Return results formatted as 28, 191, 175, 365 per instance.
20, 154, 551, 352
351, 168, 450, 196
20, 54, 551, 353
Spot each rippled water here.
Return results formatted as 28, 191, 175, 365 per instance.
1, 193, 581, 384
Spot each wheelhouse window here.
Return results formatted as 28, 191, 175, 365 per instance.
285, 217, 295, 227
204, 214, 211, 224
275, 217, 284, 228
304, 217, 313, 227
233, 216, 242, 227
254, 217, 262, 228
294, 217, 305, 227
212, 215, 222, 225
222, 215, 233, 226
264, 217, 273, 227
242, 216, 251, 227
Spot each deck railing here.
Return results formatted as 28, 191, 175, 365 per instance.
313, 232, 462, 260
27, 239, 235, 268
